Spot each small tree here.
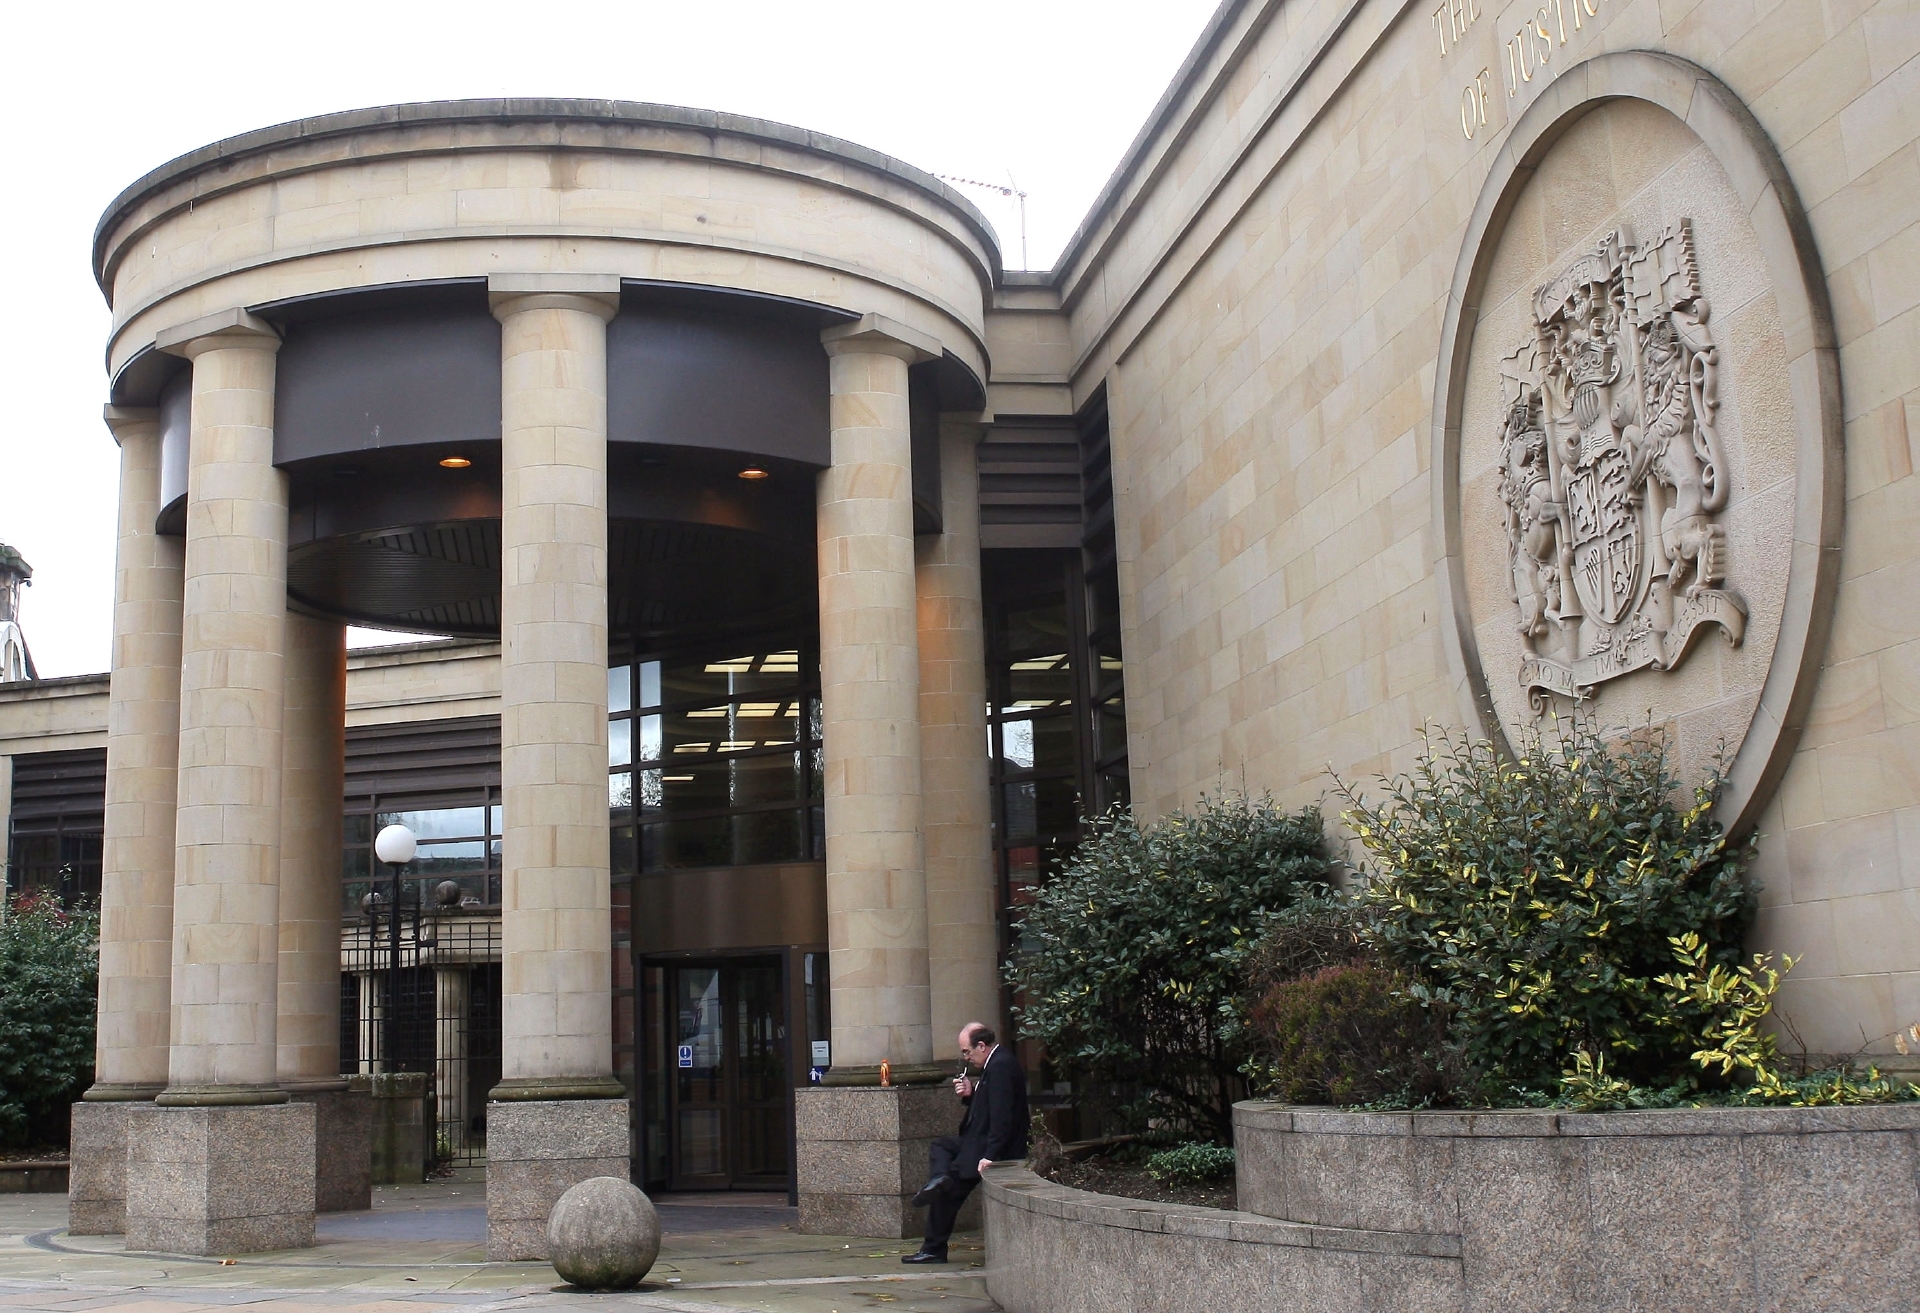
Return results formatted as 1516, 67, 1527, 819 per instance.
1008, 795, 1329, 1141
0, 893, 99, 1147
1337, 719, 1756, 1098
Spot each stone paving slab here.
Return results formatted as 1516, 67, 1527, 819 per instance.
0, 1185, 995, 1313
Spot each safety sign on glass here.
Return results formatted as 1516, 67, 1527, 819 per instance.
677, 1044, 694, 1069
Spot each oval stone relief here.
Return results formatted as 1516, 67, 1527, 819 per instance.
1432, 55, 1841, 834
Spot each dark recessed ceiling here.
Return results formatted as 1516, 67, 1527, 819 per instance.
288, 516, 816, 644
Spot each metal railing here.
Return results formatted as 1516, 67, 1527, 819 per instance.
341, 889, 502, 1167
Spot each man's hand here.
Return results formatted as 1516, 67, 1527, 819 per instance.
953, 1076, 974, 1098
977, 1158, 993, 1175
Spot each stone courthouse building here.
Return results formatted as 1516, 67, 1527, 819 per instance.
1, 0, 1914, 1261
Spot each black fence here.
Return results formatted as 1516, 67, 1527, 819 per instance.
341, 894, 502, 1166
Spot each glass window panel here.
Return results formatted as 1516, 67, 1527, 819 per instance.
643, 815, 730, 870
663, 703, 800, 755
608, 665, 632, 715
1002, 780, 1037, 843
1002, 720, 1034, 770
1001, 601, 1069, 654
997, 713, 1075, 775
729, 808, 806, 866
610, 878, 632, 933
1006, 654, 1071, 709
416, 872, 486, 908
609, 772, 633, 811
642, 753, 802, 817
637, 660, 662, 710
654, 651, 806, 711
342, 880, 372, 918
411, 840, 485, 877
609, 718, 631, 767
376, 808, 485, 841
634, 714, 662, 765
489, 805, 503, 837
1006, 846, 1041, 903
1035, 774, 1081, 836
611, 824, 636, 878
343, 815, 371, 845
342, 848, 370, 882
1033, 715, 1077, 774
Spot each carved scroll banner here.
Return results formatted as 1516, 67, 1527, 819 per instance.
1495, 221, 1747, 708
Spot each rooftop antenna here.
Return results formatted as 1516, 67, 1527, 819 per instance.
936, 172, 1028, 270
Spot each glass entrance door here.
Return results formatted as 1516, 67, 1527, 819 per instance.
658, 958, 788, 1190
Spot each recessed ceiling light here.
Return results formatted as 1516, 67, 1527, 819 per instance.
738, 467, 769, 480
439, 456, 472, 469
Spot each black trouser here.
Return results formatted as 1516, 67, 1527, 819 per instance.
921, 1134, 979, 1251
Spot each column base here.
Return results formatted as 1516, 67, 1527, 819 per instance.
485, 1098, 630, 1261
125, 1103, 317, 1255
796, 1084, 960, 1238
69, 1100, 147, 1235
287, 1085, 372, 1211
350, 1073, 430, 1186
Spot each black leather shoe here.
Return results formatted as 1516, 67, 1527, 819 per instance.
910, 1176, 948, 1207
902, 1248, 948, 1264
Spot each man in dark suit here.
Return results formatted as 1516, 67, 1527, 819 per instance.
903, 1022, 1029, 1263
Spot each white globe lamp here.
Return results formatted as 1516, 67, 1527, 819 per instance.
374, 823, 417, 866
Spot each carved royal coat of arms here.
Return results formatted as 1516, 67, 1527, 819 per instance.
1496, 221, 1746, 705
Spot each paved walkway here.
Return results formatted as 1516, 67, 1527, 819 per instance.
0, 1179, 995, 1313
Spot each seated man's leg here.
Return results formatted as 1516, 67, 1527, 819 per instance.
927, 1135, 962, 1183
921, 1175, 979, 1255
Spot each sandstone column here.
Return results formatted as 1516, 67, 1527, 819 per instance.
125, 310, 316, 1257
357, 971, 384, 1074
798, 314, 946, 1238
435, 967, 470, 1157
71, 406, 183, 1236
916, 417, 1000, 1047
485, 274, 628, 1261
278, 612, 368, 1211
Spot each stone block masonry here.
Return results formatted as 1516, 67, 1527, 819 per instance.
485, 1098, 629, 1262
123, 1102, 316, 1256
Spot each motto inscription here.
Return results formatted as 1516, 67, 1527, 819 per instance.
1495, 221, 1746, 707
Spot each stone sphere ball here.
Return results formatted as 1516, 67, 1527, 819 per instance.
547, 1176, 661, 1290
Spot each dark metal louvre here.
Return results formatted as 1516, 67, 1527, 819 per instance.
9, 749, 107, 824
345, 715, 499, 804
978, 417, 1083, 550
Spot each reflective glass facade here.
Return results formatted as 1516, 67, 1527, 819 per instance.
607, 643, 823, 874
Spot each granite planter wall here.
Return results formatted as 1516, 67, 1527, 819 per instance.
984, 1102, 1920, 1312
1235, 1100, 1920, 1312
982, 1166, 1463, 1313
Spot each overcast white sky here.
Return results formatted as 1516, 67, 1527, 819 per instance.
0, 0, 1220, 677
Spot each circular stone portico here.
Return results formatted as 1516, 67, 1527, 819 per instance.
80, 100, 1004, 1257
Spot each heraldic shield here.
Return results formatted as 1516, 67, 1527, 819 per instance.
1496, 223, 1747, 704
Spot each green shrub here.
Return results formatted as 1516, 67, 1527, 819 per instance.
1243, 892, 1366, 996
0, 893, 99, 1147
1245, 961, 1456, 1106
1008, 795, 1330, 1141
1337, 719, 1757, 1099
1144, 1141, 1236, 1185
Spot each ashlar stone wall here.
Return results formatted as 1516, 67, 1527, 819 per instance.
1068, 0, 1920, 1062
